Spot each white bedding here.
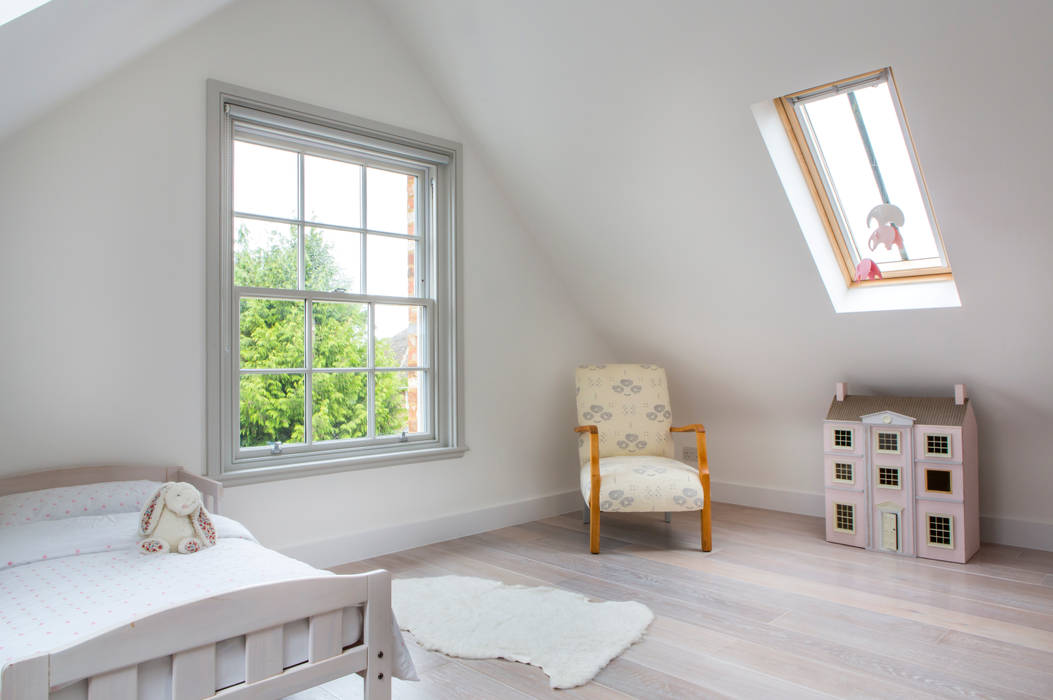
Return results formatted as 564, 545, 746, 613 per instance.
0, 512, 417, 696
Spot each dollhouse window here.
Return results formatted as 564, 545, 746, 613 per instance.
834, 503, 855, 533
926, 434, 951, 456
773, 68, 950, 285
877, 466, 900, 488
926, 469, 952, 494
876, 431, 899, 453
833, 462, 854, 483
833, 429, 853, 449
927, 514, 953, 547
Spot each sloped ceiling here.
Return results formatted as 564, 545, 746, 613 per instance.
0, 0, 236, 139
2, 0, 1049, 533
372, 0, 1053, 527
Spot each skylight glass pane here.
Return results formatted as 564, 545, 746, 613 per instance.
797, 78, 944, 275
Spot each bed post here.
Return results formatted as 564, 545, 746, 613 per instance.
1, 655, 48, 700
364, 570, 393, 700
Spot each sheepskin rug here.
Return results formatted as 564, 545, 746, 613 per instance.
391, 575, 653, 689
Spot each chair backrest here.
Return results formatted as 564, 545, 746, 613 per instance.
575, 364, 674, 464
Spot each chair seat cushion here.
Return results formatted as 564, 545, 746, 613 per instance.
580, 456, 704, 513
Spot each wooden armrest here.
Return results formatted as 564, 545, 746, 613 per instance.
574, 425, 601, 482
671, 423, 710, 477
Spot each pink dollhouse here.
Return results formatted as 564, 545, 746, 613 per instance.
823, 382, 979, 563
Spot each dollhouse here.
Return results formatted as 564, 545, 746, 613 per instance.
823, 383, 979, 563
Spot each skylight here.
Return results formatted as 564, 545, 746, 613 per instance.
0, 0, 53, 27
776, 68, 951, 285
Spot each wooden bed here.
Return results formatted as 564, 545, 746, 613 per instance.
0, 466, 394, 700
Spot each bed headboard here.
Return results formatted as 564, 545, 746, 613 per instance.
0, 466, 223, 514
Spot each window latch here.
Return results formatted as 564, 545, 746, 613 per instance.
269, 441, 283, 455
400, 431, 408, 443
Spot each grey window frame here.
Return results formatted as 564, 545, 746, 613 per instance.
206, 81, 465, 484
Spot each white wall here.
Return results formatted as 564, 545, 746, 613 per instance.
0, 0, 611, 559
376, 0, 1053, 548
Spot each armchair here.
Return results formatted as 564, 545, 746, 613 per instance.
574, 364, 711, 554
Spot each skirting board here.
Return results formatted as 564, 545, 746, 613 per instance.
280, 489, 584, 569
979, 515, 1053, 552
710, 479, 824, 518
280, 482, 1052, 566
711, 479, 1053, 552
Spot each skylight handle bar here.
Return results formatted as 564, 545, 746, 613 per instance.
847, 91, 909, 261
787, 69, 887, 106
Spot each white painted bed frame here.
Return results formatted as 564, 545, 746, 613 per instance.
0, 466, 393, 700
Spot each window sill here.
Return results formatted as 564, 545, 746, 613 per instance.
752, 99, 961, 314
215, 444, 469, 486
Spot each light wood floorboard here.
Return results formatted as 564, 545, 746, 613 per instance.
321, 502, 1053, 699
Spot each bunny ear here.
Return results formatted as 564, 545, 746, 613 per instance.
190, 505, 217, 547
139, 484, 168, 535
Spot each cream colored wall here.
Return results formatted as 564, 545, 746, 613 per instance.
0, 0, 611, 553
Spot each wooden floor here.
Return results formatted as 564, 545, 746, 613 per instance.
312, 503, 1053, 699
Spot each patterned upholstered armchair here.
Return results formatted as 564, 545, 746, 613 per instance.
575, 364, 711, 554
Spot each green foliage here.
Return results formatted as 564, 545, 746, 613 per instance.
236, 224, 408, 447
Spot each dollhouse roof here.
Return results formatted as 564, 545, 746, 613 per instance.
826, 395, 967, 426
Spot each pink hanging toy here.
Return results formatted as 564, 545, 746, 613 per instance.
855, 258, 883, 281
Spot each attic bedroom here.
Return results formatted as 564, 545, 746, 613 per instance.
1, 1, 1050, 698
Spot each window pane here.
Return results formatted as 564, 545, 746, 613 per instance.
366, 168, 415, 234
375, 370, 424, 436
312, 372, 368, 440
306, 227, 361, 293
367, 235, 417, 296
234, 218, 299, 290
305, 155, 362, 228
375, 304, 422, 368
233, 141, 298, 219
313, 301, 368, 369
239, 373, 305, 447
240, 298, 304, 369
799, 80, 942, 272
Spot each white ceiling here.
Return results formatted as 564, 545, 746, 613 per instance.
0, 0, 235, 139
2, 0, 1051, 525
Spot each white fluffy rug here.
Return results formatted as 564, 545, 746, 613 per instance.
391, 575, 653, 689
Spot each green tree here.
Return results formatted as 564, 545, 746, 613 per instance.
236, 224, 408, 447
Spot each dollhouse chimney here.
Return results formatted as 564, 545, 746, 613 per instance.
955, 384, 967, 405
835, 382, 846, 402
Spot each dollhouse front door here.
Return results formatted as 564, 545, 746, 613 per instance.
881, 511, 899, 551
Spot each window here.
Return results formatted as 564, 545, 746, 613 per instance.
926, 433, 951, 456
926, 469, 952, 494
833, 428, 853, 449
207, 82, 464, 482
833, 462, 853, 483
927, 514, 953, 548
877, 466, 900, 489
776, 68, 950, 286
876, 431, 900, 453
834, 503, 855, 533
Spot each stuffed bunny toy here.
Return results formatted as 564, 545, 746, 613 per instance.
138, 482, 216, 554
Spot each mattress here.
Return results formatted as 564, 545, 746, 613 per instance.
0, 511, 416, 698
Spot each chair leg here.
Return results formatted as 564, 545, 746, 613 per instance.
701, 507, 712, 552
589, 505, 600, 554
664, 511, 671, 523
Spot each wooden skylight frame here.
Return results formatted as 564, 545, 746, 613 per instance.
774, 68, 952, 287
